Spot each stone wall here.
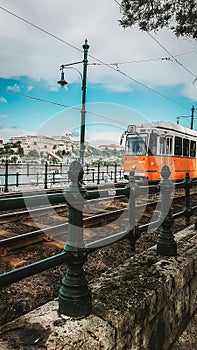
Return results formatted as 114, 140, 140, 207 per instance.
0, 226, 196, 350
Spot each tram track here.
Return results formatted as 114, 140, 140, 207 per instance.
1, 181, 197, 268
0, 189, 194, 256
0, 196, 129, 254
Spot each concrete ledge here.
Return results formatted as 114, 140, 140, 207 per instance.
0, 226, 196, 350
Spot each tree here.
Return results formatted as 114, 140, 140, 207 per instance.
119, 0, 197, 39
27, 149, 39, 158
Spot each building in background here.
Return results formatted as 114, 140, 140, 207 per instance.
9, 133, 73, 156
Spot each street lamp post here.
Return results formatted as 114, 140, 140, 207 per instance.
57, 39, 89, 166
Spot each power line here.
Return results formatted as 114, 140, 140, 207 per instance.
113, 0, 123, 7
90, 50, 197, 66
0, 5, 195, 115
0, 6, 84, 55
175, 49, 197, 58
0, 87, 126, 127
113, 0, 197, 80
147, 32, 197, 80
89, 57, 172, 66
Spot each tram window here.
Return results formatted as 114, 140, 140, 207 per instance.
183, 139, 189, 156
148, 133, 157, 155
175, 136, 182, 156
125, 135, 147, 155
159, 137, 166, 155
190, 140, 196, 157
166, 138, 172, 154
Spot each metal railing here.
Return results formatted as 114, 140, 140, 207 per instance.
0, 161, 196, 318
0, 160, 123, 192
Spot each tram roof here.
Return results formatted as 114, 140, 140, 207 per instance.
132, 121, 197, 138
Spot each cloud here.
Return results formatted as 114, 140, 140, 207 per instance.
7, 83, 20, 92
0, 96, 7, 103
86, 130, 122, 147
0, 114, 8, 118
27, 85, 33, 91
0, 127, 34, 142
49, 85, 59, 92
0, 0, 196, 99
181, 82, 197, 101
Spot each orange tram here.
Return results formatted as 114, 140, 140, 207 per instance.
121, 121, 197, 183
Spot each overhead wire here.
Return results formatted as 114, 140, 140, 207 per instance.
0, 4, 196, 116
0, 5, 84, 55
89, 56, 172, 66
0, 87, 126, 127
147, 32, 197, 80
113, 0, 197, 80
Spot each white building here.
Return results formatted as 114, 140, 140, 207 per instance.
9, 134, 73, 156
98, 143, 124, 151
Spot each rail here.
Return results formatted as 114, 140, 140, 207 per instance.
0, 161, 197, 318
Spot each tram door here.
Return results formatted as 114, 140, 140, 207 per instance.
159, 135, 173, 178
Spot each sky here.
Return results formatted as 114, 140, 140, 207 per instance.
0, 0, 197, 146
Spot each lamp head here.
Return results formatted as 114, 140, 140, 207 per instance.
57, 70, 68, 87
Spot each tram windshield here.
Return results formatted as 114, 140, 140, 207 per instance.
125, 134, 147, 155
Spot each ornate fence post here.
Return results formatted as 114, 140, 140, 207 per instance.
59, 161, 91, 318
156, 165, 177, 256
183, 172, 193, 225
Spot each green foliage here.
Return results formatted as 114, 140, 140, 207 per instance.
27, 149, 39, 158
120, 0, 197, 39
55, 150, 63, 158
0, 141, 24, 158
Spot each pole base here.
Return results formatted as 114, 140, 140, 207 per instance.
156, 240, 177, 257
59, 290, 92, 318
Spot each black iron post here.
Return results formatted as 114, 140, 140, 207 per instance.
86, 164, 89, 175
97, 162, 100, 184
4, 159, 9, 193
53, 171, 55, 185
44, 161, 48, 189
114, 163, 117, 183
36, 172, 39, 185
156, 165, 177, 256
16, 172, 19, 187
59, 161, 91, 317
191, 105, 195, 130
60, 163, 62, 175
183, 172, 193, 225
